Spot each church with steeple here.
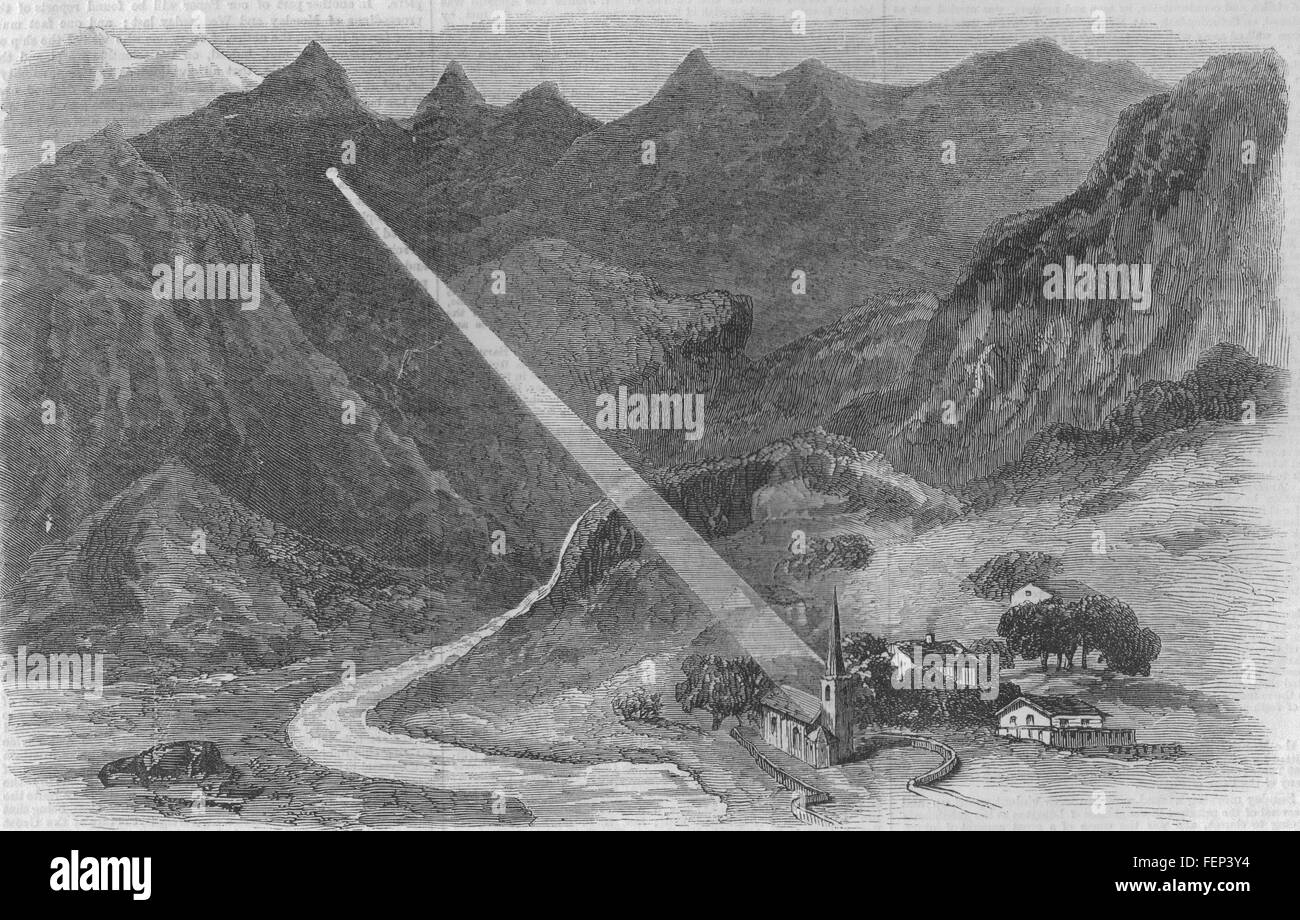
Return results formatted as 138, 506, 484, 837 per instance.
757, 590, 855, 768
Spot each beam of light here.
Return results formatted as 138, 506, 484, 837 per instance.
326, 167, 820, 672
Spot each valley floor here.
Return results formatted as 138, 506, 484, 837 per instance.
4, 423, 1294, 828
1, 620, 536, 829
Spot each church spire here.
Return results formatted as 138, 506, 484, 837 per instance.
827, 587, 845, 677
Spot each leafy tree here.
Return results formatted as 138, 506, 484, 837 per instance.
967, 551, 1064, 600
1000, 592, 1162, 677
675, 655, 774, 730
999, 598, 1076, 671
1103, 344, 1276, 442
1042, 602, 1079, 670
1072, 595, 1160, 674
1078, 597, 1161, 676
777, 534, 875, 580
967, 637, 1014, 668
841, 631, 892, 693
1071, 594, 1120, 668
612, 688, 662, 722
998, 602, 1046, 667
1107, 627, 1162, 677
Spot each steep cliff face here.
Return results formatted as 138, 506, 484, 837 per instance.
828, 50, 1287, 490
0, 126, 486, 584
549, 507, 645, 606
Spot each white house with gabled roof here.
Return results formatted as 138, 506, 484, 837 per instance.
996, 694, 1107, 744
1008, 579, 1099, 608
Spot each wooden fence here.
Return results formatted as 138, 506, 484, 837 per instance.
866, 733, 960, 788
730, 727, 839, 827
1052, 727, 1137, 750
730, 727, 831, 805
790, 794, 840, 828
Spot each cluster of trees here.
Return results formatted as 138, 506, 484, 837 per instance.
776, 534, 875, 580
998, 595, 1161, 675
966, 550, 1063, 600
840, 631, 1021, 730
965, 347, 1282, 513
1102, 344, 1278, 443
966, 637, 1014, 667
611, 688, 663, 722
674, 655, 774, 730
967, 551, 1161, 676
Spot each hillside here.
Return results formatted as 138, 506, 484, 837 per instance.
660, 292, 939, 462
132, 40, 1164, 357
449, 238, 752, 414
867, 50, 1287, 490
0, 125, 495, 587
407, 64, 602, 219
4, 459, 458, 679
964, 344, 1287, 512
688, 50, 1287, 490
129, 48, 767, 561
544, 429, 958, 619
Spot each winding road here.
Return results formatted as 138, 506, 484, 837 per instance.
287, 504, 726, 826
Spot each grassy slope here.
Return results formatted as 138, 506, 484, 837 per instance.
377, 410, 1291, 825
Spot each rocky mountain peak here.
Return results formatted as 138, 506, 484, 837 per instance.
255, 40, 359, 107
414, 61, 487, 118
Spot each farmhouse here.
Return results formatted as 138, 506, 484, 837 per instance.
996, 694, 1135, 749
1008, 579, 1099, 608
758, 591, 854, 768
888, 634, 980, 686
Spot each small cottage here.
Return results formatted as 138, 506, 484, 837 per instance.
1008, 579, 1099, 608
996, 694, 1111, 745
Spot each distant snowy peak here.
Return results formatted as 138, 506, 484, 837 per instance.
3, 28, 264, 174
34, 28, 262, 91
57, 26, 138, 71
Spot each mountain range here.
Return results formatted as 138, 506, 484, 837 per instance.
0, 36, 1287, 681
118, 37, 1166, 353
658, 50, 1286, 483
481, 40, 1166, 350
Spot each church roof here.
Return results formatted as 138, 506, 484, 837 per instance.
757, 589, 851, 738
761, 685, 824, 726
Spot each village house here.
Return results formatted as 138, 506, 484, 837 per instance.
1008, 579, 1099, 608
888, 634, 984, 686
996, 693, 1136, 750
758, 591, 854, 768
